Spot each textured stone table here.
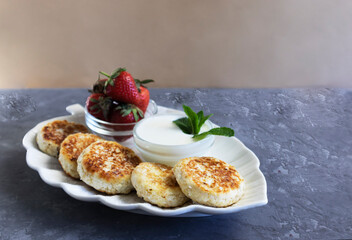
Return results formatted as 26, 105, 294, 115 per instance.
0, 88, 351, 239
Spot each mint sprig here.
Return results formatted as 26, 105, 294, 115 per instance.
173, 105, 234, 140
193, 127, 234, 140
172, 117, 192, 134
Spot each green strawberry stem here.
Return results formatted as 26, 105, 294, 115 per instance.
100, 67, 126, 88
115, 104, 144, 122
99, 71, 111, 78
134, 79, 155, 92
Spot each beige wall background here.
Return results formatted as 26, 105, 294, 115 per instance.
1, 0, 352, 88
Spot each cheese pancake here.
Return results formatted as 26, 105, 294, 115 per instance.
173, 157, 244, 207
77, 141, 141, 194
131, 162, 189, 208
36, 120, 88, 157
58, 133, 102, 179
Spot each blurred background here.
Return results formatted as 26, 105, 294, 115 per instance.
1, 0, 352, 88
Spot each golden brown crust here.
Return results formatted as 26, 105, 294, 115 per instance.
81, 141, 141, 182
60, 133, 102, 162
42, 120, 88, 145
139, 163, 179, 190
182, 157, 244, 193
131, 162, 189, 207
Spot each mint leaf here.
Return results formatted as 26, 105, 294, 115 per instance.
197, 111, 213, 130
197, 111, 204, 125
183, 105, 199, 134
173, 117, 192, 134
173, 105, 235, 141
193, 127, 234, 140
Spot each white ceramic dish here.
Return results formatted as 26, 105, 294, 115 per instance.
23, 104, 268, 217
133, 114, 215, 166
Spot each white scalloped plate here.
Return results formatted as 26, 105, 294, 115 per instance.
23, 104, 267, 217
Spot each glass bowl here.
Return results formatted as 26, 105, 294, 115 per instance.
85, 100, 158, 142
133, 114, 215, 166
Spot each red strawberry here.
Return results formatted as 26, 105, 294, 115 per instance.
110, 104, 144, 124
86, 93, 111, 121
109, 104, 144, 142
101, 68, 140, 105
136, 86, 150, 112
134, 79, 154, 112
92, 78, 107, 94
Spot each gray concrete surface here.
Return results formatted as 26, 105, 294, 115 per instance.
0, 88, 351, 239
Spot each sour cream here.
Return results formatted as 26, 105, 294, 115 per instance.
135, 114, 210, 145
133, 114, 214, 166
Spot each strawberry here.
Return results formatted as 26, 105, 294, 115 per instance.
86, 93, 111, 121
136, 86, 150, 112
100, 68, 140, 105
109, 103, 144, 142
110, 104, 144, 124
91, 78, 107, 94
134, 79, 154, 112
